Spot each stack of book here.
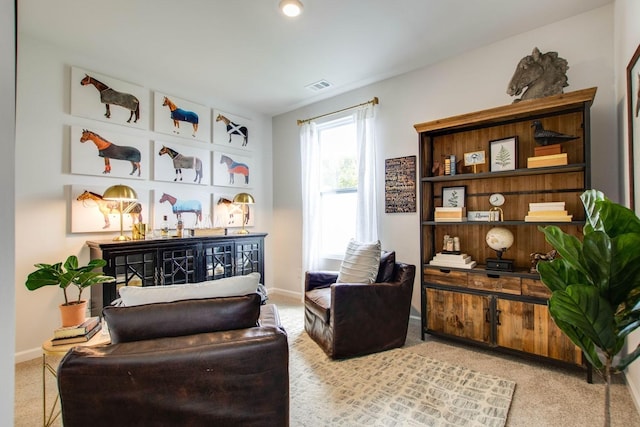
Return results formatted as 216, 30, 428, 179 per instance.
51, 316, 101, 346
527, 153, 568, 168
524, 201, 573, 222
434, 207, 467, 222
429, 252, 477, 269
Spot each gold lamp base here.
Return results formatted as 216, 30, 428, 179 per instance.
236, 228, 250, 234
113, 235, 131, 241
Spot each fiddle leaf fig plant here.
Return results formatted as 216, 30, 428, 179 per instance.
537, 189, 640, 427
25, 255, 115, 306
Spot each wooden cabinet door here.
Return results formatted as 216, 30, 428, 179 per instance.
426, 288, 491, 344
496, 298, 582, 365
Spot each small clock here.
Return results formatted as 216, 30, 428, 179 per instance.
489, 193, 505, 207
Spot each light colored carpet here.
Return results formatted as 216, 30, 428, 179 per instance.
14, 294, 640, 426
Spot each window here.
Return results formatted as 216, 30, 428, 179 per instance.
317, 117, 357, 257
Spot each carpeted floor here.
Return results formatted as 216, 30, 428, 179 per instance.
14, 294, 640, 426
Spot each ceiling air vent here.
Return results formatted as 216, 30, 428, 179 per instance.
305, 79, 332, 92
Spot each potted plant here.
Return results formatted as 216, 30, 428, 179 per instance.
25, 255, 115, 327
537, 189, 640, 427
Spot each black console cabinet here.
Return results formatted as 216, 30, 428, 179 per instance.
87, 233, 267, 315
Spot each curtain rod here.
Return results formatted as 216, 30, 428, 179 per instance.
297, 97, 379, 126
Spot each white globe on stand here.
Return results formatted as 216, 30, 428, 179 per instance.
485, 227, 514, 252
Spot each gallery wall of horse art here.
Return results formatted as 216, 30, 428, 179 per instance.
71, 67, 149, 130
153, 92, 212, 143
213, 110, 252, 151
213, 151, 253, 189
153, 140, 211, 186
71, 185, 150, 233
154, 188, 211, 230
213, 193, 256, 229
70, 126, 150, 180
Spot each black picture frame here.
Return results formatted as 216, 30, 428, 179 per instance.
627, 44, 640, 211
442, 185, 466, 208
489, 136, 518, 172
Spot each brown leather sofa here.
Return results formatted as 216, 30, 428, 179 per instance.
304, 252, 416, 359
57, 294, 289, 427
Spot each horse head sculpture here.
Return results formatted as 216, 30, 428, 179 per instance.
507, 47, 569, 103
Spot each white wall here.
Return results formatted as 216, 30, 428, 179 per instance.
1, 0, 16, 424
273, 1, 640, 410
272, 5, 616, 308
615, 0, 640, 412
14, 34, 274, 362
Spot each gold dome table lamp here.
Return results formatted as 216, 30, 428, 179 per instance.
232, 192, 254, 234
103, 184, 138, 241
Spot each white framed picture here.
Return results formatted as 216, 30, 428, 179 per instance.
489, 136, 518, 172
70, 126, 149, 180
213, 192, 255, 229
71, 185, 149, 233
154, 187, 211, 230
153, 92, 211, 143
212, 151, 253, 188
213, 109, 252, 151
71, 66, 149, 130
153, 140, 211, 186
442, 186, 466, 208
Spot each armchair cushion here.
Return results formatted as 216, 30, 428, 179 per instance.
336, 239, 381, 284
118, 272, 261, 306
376, 250, 396, 283
104, 293, 261, 344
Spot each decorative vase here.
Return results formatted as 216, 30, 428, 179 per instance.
59, 300, 88, 327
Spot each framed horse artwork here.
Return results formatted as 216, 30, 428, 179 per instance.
70, 185, 150, 234
153, 188, 212, 231
70, 66, 150, 130
153, 92, 211, 143
213, 193, 255, 229
71, 126, 150, 180
213, 151, 253, 189
153, 140, 211, 186
213, 109, 252, 151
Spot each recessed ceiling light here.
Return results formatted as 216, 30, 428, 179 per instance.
279, 0, 303, 17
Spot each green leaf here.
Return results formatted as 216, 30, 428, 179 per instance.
538, 225, 589, 278
551, 315, 604, 370
549, 286, 617, 353
616, 343, 640, 372
580, 189, 605, 234
537, 257, 588, 292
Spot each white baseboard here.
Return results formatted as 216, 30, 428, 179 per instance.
15, 348, 41, 364
267, 287, 303, 302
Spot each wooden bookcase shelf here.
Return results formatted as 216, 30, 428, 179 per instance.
415, 87, 596, 375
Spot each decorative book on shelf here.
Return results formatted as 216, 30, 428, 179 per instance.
429, 252, 477, 269
434, 207, 467, 222
53, 316, 100, 339
524, 202, 572, 222
51, 322, 102, 346
527, 153, 568, 168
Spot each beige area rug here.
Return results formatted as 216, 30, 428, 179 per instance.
284, 313, 515, 426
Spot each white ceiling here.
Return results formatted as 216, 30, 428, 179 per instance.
18, 0, 612, 116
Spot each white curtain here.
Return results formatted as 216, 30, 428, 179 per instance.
300, 103, 379, 279
300, 121, 321, 273
354, 105, 379, 242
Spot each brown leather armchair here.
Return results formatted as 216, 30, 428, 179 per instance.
57, 294, 289, 427
304, 252, 416, 359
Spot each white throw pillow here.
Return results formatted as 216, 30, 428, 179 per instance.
118, 272, 261, 306
336, 239, 381, 284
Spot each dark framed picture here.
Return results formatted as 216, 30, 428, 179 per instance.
627, 44, 640, 211
489, 136, 518, 172
442, 185, 466, 207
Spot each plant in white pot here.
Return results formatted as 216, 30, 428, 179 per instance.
537, 189, 640, 427
25, 255, 115, 326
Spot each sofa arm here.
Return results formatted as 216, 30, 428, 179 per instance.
58, 326, 289, 427
305, 271, 339, 292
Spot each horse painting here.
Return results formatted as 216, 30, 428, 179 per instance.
80, 129, 142, 176
158, 145, 203, 184
216, 114, 248, 146
159, 193, 202, 222
162, 96, 199, 137
215, 197, 248, 226
77, 190, 142, 229
507, 47, 569, 102
220, 154, 249, 185
80, 74, 140, 123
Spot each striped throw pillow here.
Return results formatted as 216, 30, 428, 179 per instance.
336, 239, 381, 284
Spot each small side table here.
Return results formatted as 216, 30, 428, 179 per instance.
41, 330, 110, 427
